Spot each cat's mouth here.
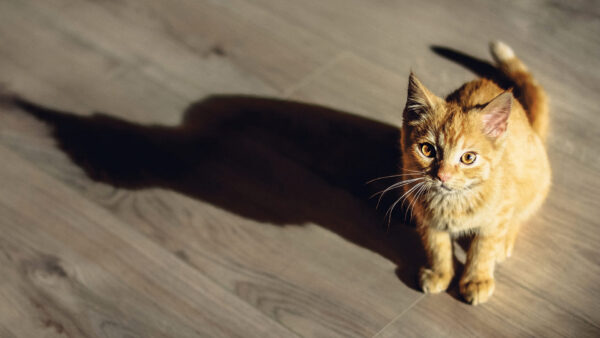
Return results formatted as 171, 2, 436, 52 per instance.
438, 185, 460, 195
428, 177, 475, 195
434, 181, 479, 196
432, 179, 454, 192
434, 181, 468, 195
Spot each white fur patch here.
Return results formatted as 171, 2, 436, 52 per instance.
490, 40, 515, 63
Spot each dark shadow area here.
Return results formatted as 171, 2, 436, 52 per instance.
9, 95, 426, 290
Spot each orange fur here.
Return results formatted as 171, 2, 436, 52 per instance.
400, 41, 551, 305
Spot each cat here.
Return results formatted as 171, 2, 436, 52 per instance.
398, 41, 551, 305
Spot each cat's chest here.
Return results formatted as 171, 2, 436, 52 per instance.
427, 214, 479, 233
420, 195, 489, 232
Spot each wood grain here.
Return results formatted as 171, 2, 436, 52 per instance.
0, 0, 599, 336
0, 144, 296, 337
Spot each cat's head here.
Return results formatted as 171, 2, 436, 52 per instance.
401, 73, 512, 195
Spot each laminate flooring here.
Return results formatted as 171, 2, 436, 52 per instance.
0, 0, 598, 336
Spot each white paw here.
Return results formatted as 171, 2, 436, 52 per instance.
460, 277, 495, 305
419, 267, 453, 294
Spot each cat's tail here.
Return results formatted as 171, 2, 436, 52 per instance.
489, 41, 549, 142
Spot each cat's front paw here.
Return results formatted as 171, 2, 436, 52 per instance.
419, 267, 452, 294
459, 277, 495, 305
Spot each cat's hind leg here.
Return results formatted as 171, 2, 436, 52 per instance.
497, 222, 521, 263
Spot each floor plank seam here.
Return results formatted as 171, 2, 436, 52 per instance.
501, 270, 600, 330
371, 294, 425, 337
282, 51, 349, 98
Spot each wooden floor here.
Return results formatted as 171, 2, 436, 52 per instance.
0, 0, 599, 336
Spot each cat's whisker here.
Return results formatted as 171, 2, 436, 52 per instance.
406, 182, 427, 218
400, 181, 422, 210
404, 184, 419, 221
385, 182, 421, 227
373, 177, 424, 209
406, 183, 428, 221
385, 181, 423, 227
370, 177, 422, 199
365, 172, 424, 184
403, 168, 425, 173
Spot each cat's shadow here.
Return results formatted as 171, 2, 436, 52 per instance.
10, 94, 426, 291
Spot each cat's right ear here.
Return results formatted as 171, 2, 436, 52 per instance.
481, 91, 512, 139
404, 72, 438, 124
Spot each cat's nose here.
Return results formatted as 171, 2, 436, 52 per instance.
437, 172, 451, 183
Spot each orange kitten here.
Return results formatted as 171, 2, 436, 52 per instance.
400, 41, 551, 304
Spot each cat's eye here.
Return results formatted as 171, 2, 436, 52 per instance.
420, 143, 436, 158
461, 152, 477, 165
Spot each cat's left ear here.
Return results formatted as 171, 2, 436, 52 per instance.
481, 91, 512, 138
404, 72, 440, 123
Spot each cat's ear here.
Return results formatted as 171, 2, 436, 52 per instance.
404, 72, 439, 123
481, 91, 512, 138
